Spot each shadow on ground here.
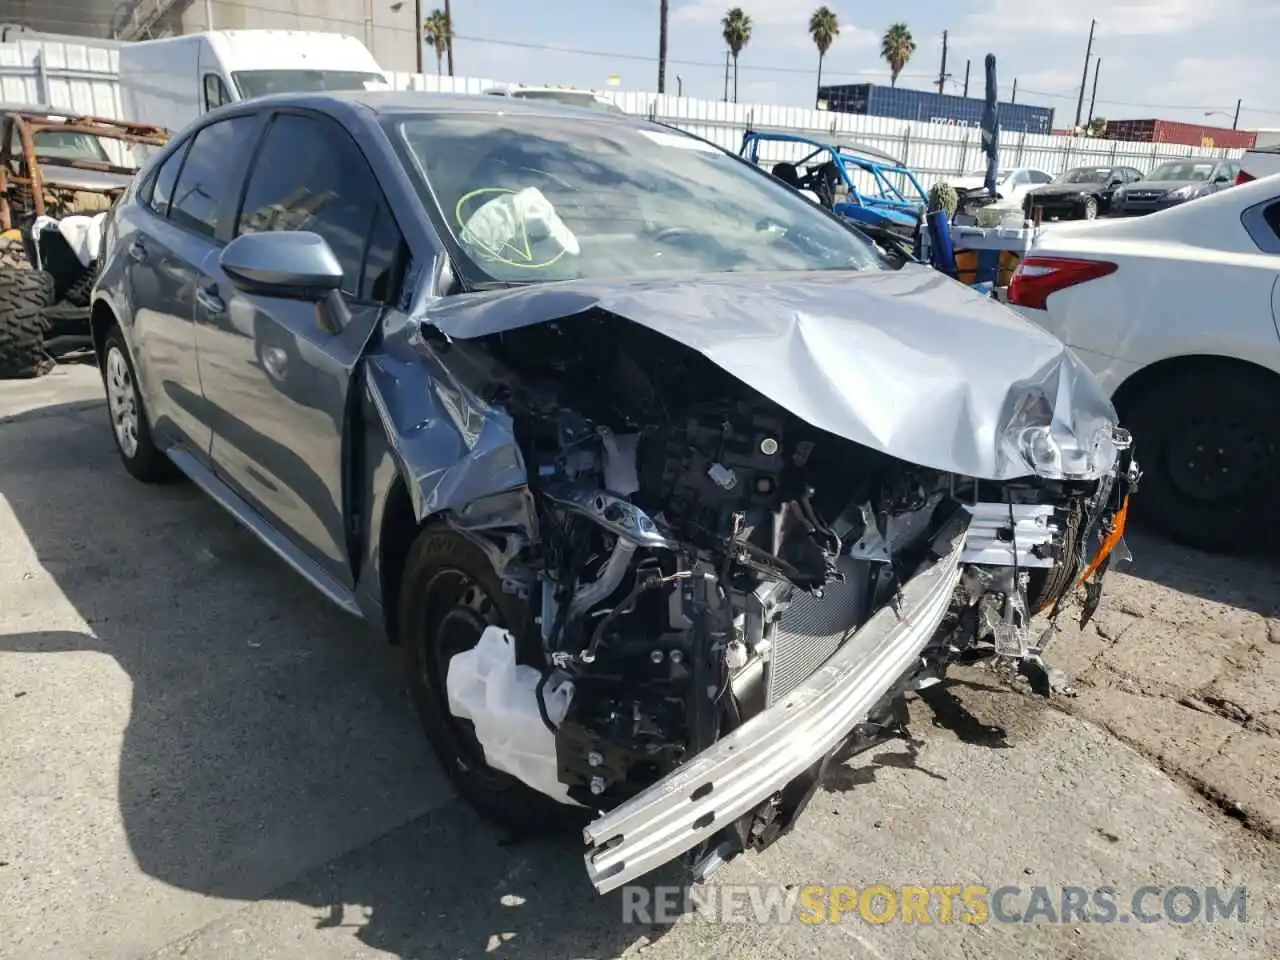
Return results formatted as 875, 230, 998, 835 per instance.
0, 397, 674, 958
1117, 530, 1280, 620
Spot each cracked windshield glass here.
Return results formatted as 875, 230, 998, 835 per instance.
393, 114, 884, 283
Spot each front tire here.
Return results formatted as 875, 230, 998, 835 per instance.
1083, 196, 1099, 220
399, 528, 586, 835
1123, 366, 1279, 553
101, 326, 178, 483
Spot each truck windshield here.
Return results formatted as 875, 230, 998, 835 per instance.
232, 70, 389, 99
391, 112, 884, 286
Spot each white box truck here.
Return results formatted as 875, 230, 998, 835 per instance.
118, 30, 391, 141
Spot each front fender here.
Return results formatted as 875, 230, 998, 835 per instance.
355, 317, 536, 616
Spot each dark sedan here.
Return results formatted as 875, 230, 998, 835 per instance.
88, 90, 1134, 895
1023, 164, 1145, 221
1110, 158, 1242, 215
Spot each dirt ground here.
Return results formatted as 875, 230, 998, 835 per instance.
1046, 533, 1280, 843
1, 365, 1277, 960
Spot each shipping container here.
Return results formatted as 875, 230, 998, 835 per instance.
1103, 119, 1256, 150
817, 83, 1055, 136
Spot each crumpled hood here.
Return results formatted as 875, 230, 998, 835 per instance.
419, 265, 1119, 482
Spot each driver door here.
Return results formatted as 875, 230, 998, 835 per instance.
195, 109, 405, 589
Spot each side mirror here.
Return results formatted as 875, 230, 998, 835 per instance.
1214, 174, 1230, 184
219, 230, 344, 301
1108, 177, 1124, 186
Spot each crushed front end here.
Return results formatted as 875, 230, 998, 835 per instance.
412, 304, 1138, 895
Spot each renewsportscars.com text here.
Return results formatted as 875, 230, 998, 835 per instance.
621, 884, 1248, 926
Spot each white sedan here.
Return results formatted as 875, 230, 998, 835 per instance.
950, 166, 1055, 207
1007, 174, 1280, 553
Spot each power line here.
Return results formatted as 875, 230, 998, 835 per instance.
13, 0, 1280, 118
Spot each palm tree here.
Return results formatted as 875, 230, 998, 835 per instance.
423, 9, 452, 77
721, 8, 751, 103
658, 0, 669, 94
809, 6, 839, 106
880, 23, 916, 87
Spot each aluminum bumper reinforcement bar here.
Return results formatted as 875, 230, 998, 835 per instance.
582, 509, 970, 894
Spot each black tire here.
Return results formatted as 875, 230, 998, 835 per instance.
100, 325, 179, 483
0, 267, 55, 379
399, 528, 587, 835
1123, 365, 1280, 554
60, 267, 96, 308
1083, 196, 1099, 220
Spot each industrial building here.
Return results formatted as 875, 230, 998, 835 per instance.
0, 0, 420, 73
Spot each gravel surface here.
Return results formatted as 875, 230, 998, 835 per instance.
1, 365, 1277, 960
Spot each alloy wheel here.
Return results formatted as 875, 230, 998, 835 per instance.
105, 344, 140, 459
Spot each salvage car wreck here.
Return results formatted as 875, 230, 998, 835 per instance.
90, 92, 1138, 897
410, 275, 1139, 894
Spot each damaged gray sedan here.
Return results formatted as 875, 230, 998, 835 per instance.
90, 91, 1139, 894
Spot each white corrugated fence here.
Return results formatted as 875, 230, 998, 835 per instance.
0, 35, 1243, 190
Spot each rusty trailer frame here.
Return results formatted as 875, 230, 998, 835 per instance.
0, 108, 170, 230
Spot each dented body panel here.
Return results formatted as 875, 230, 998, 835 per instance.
420, 266, 1120, 483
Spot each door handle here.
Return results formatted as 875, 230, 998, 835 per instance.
195, 283, 225, 316
128, 238, 147, 262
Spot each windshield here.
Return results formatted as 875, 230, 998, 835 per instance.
11, 128, 110, 164
510, 90, 624, 114
232, 70, 389, 99
1058, 167, 1112, 184
393, 114, 884, 285
1147, 160, 1216, 182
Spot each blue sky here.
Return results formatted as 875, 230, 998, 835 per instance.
438, 0, 1279, 129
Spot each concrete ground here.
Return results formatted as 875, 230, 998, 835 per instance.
1, 364, 1277, 960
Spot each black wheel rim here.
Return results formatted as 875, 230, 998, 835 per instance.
1163, 412, 1270, 503
420, 568, 506, 778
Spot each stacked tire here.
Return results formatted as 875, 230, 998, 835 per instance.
0, 267, 56, 380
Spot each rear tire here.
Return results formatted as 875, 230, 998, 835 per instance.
0, 267, 55, 379
399, 528, 587, 835
101, 325, 179, 483
1123, 366, 1279, 554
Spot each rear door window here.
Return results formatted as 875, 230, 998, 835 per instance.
141, 141, 186, 217
168, 114, 256, 239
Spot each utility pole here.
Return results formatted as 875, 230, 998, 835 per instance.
444, 0, 453, 75
1074, 18, 1096, 128
657, 0, 668, 93
1010, 78, 1017, 103
1232, 98, 1241, 130
414, 0, 423, 73
962, 59, 970, 97
936, 30, 948, 95
1087, 57, 1101, 126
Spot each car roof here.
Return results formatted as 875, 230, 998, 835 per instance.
229, 89, 636, 123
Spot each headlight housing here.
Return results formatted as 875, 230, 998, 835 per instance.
1168, 185, 1199, 200
1014, 424, 1118, 480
